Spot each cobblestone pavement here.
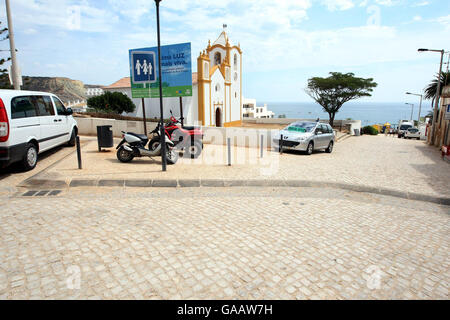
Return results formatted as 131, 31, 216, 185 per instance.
19, 134, 450, 198
0, 187, 448, 300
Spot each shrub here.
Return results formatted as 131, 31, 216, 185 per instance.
87, 91, 136, 114
362, 125, 379, 135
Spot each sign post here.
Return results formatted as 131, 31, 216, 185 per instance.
129, 39, 192, 172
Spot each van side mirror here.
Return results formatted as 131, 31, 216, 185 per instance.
66, 108, 73, 115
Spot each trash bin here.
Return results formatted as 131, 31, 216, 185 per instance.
97, 125, 113, 151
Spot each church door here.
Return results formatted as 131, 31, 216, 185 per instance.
215, 108, 222, 127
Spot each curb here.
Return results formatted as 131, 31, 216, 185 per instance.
19, 178, 450, 206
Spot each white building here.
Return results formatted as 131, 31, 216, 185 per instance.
242, 98, 274, 119
103, 27, 243, 127
85, 85, 104, 97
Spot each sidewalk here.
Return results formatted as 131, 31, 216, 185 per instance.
16, 134, 450, 205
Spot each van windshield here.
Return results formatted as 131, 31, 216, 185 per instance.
400, 124, 412, 130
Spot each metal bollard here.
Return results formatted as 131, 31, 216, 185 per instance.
279, 134, 283, 154
76, 136, 82, 169
227, 137, 231, 166
260, 134, 264, 158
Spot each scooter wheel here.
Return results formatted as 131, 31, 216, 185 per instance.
117, 147, 134, 163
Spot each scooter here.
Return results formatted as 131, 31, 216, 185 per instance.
148, 111, 203, 159
116, 129, 178, 164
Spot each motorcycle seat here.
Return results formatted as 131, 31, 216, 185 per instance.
127, 132, 148, 141
182, 126, 200, 131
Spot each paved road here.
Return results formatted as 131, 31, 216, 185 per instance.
19, 134, 450, 199
0, 187, 448, 300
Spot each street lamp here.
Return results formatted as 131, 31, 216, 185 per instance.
406, 92, 423, 124
418, 48, 445, 145
405, 103, 414, 122
5, 0, 20, 90
154, 0, 167, 171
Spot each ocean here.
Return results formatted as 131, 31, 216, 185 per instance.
261, 102, 433, 126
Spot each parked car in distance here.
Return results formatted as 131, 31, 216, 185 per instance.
404, 127, 421, 140
273, 121, 335, 155
398, 121, 414, 138
0, 90, 78, 171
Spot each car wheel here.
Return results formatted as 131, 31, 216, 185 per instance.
306, 142, 314, 155
67, 129, 76, 146
326, 141, 333, 153
21, 143, 38, 171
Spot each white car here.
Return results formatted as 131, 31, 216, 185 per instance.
273, 121, 335, 155
404, 127, 420, 140
0, 90, 78, 171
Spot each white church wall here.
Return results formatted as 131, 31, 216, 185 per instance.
203, 83, 211, 126
231, 48, 242, 122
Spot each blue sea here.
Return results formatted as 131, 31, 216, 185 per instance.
262, 102, 433, 126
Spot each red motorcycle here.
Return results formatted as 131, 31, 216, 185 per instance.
149, 111, 203, 159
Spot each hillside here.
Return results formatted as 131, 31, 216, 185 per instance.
0, 75, 90, 103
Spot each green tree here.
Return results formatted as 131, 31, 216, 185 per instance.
424, 71, 450, 109
87, 91, 136, 114
0, 21, 12, 89
306, 72, 377, 126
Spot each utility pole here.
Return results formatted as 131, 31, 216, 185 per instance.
5, 0, 20, 90
418, 48, 445, 145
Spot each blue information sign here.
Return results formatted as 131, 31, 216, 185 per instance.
129, 42, 192, 99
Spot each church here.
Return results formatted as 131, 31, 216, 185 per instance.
103, 27, 243, 127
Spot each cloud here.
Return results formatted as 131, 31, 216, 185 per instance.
433, 14, 450, 29
412, 1, 430, 7
322, 0, 355, 11
0, 0, 118, 33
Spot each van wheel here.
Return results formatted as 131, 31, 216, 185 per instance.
22, 143, 38, 171
67, 129, 76, 147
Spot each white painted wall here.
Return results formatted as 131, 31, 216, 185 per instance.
105, 85, 198, 125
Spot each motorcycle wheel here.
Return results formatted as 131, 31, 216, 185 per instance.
149, 138, 160, 151
117, 147, 134, 163
185, 140, 203, 159
166, 148, 179, 165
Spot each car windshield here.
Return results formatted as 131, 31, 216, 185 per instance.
285, 122, 316, 133
400, 124, 412, 130
408, 129, 418, 132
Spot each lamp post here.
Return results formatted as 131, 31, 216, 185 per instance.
418, 48, 445, 145
406, 92, 423, 124
405, 103, 414, 122
5, 0, 20, 90
155, 0, 166, 171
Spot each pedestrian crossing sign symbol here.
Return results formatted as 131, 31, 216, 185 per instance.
131, 51, 156, 84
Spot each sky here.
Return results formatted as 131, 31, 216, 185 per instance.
0, 0, 449, 103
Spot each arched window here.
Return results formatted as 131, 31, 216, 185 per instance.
214, 52, 221, 65
234, 54, 238, 67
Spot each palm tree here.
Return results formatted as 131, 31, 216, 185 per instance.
424, 71, 450, 106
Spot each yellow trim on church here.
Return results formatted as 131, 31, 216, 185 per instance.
224, 120, 242, 127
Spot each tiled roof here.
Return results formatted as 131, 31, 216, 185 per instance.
104, 73, 198, 89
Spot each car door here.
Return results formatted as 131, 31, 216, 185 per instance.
313, 124, 324, 148
32, 95, 59, 152
9, 95, 41, 148
51, 96, 71, 146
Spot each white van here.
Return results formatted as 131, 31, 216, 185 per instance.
0, 90, 78, 171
